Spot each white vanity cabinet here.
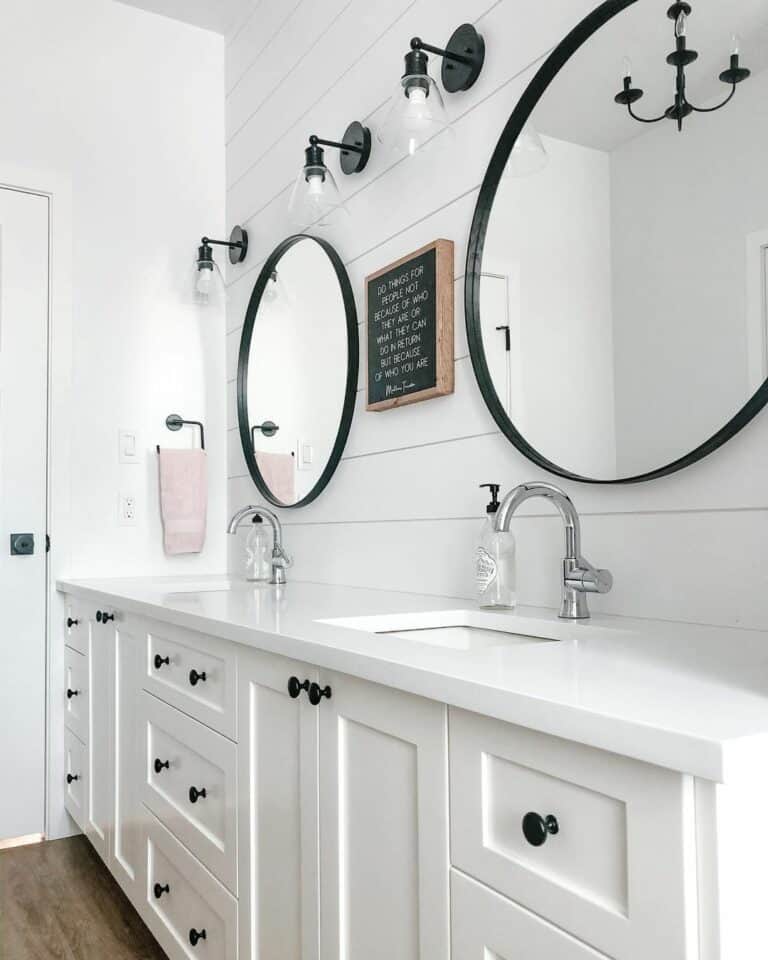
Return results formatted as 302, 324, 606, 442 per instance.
61, 584, 761, 960
236, 652, 450, 960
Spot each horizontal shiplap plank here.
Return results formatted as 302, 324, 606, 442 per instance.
224, 509, 768, 631
226, 0, 305, 94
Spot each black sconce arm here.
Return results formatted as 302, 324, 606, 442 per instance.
306, 123, 371, 175
199, 225, 248, 265
410, 36, 475, 67
310, 134, 365, 157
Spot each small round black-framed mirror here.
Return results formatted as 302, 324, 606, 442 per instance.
237, 234, 358, 508
466, 0, 768, 484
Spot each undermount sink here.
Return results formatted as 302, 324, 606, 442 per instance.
320, 609, 557, 652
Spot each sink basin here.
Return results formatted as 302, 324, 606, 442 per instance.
320, 609, 557, 652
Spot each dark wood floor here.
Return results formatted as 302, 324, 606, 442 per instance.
0, 835, 165, 959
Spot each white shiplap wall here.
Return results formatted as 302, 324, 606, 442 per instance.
225, 0, 768, 630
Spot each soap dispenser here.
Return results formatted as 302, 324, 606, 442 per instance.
476, 483, 516, 609
245, 515, 271, 582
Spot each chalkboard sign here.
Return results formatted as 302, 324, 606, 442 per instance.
366, 239, 454, 411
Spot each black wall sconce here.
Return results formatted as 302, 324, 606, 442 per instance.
194, 225, 249, 304
615, 2, 750, 132
378, 23, 485, 157
288, 121, 371, 226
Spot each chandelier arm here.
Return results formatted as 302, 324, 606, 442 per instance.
627, 104, 668, 124
687, 83, 737, 114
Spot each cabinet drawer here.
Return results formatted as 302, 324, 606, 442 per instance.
64, 727, 87, 831
140, 692, 237, 894
64, 645, 88, 743
449, 709, 696, 960
64, 596, 87, 656
452, 869, 608, 959
144, 811, 237, 960
143, 620, 237, 739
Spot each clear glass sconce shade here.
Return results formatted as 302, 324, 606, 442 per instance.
377, 74, 449, 157
504, 123, 549, 178
288, 162, 346, 227
194, 258, 225, 306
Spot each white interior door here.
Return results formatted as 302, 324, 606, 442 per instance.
0, 187, 49, 841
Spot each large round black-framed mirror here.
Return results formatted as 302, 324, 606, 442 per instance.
466, 0, 768, 484
237, 234, 359, 508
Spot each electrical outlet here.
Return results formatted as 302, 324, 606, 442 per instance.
119, 493, 137, 526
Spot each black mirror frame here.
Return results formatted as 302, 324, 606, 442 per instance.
465, 0, 768, 484
237, 234, 359, 508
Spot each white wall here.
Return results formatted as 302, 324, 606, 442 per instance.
0, 0, 226, 577
225, 0, 768, 632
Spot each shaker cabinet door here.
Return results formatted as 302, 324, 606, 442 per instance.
238, 649, 320, 960
318, 672, 450, 960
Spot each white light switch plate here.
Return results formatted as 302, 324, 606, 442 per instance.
118, 429, 140, 463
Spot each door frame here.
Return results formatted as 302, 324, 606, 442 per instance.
0, 162, 73, 841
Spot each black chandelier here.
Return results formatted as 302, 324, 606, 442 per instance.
614, 2, 751, 132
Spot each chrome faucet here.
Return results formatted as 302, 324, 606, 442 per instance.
227, 505, 292, 585
494, 482, 613, 620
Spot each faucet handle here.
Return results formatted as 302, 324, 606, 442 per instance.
272, 544, 293, 569
565, 561, 613, 595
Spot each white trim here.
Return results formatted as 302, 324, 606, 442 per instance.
0, 162, 74, 841
745, 228, 768, 393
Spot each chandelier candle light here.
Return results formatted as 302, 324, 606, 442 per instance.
614, 2, 750, 132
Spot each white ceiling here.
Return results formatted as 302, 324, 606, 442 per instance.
114, 0, 255, 35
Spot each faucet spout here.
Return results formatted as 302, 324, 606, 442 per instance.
227, 505, 292, 585
494, 482, 612, 620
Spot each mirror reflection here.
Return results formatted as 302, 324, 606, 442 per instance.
479, 0, 768, 479
239, 236, 356, 506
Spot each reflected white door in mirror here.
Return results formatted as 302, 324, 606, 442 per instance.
60, 578, 768, 959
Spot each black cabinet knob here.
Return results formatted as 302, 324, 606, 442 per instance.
153, 882, 170, 900
154, 654, 170, 670
66, 688, 79, 700
96, 610, 115, 624
189, 669, 207, 686
154, 758, 170, 774
66, 773, 79, 784
308, 682, 332, 706
66, 618, 79, 629
288, 676, 310, 699
189, 928, 207, 947
522, 812, 559, 847
189, 786, 207, 804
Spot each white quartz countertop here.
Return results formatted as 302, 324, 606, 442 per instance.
57, 575, 768, 783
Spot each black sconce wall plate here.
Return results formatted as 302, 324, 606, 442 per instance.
441, 23, 486, 93
340, 121, 372, 175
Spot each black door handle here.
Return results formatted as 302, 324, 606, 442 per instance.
308, 682, 332, 706
154, 758, 170, 774
189, 669, 207, 686
189, 928, 207, 947
522, 812, 559, 847
189, 786, 207, 804
154, 654, 170, 670
153, 882, 170, 900
66, 688, 79, 700
288, 676, 310, 699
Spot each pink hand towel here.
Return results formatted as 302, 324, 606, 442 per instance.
256, 450, 295, 504
158, 449, 208, 555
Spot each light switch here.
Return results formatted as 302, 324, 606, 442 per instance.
298, 440, 314, 471
118, 429, 140, 463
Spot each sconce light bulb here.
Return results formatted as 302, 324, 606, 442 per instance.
622, 56, 632, 80
408, 85, 427, 105
196, 267, 212, 296
731, 33, 741, 56
675, 11, 687, 38
307, 172, 325, 198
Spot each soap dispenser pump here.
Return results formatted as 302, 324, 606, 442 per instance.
476, 483, 516, 609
